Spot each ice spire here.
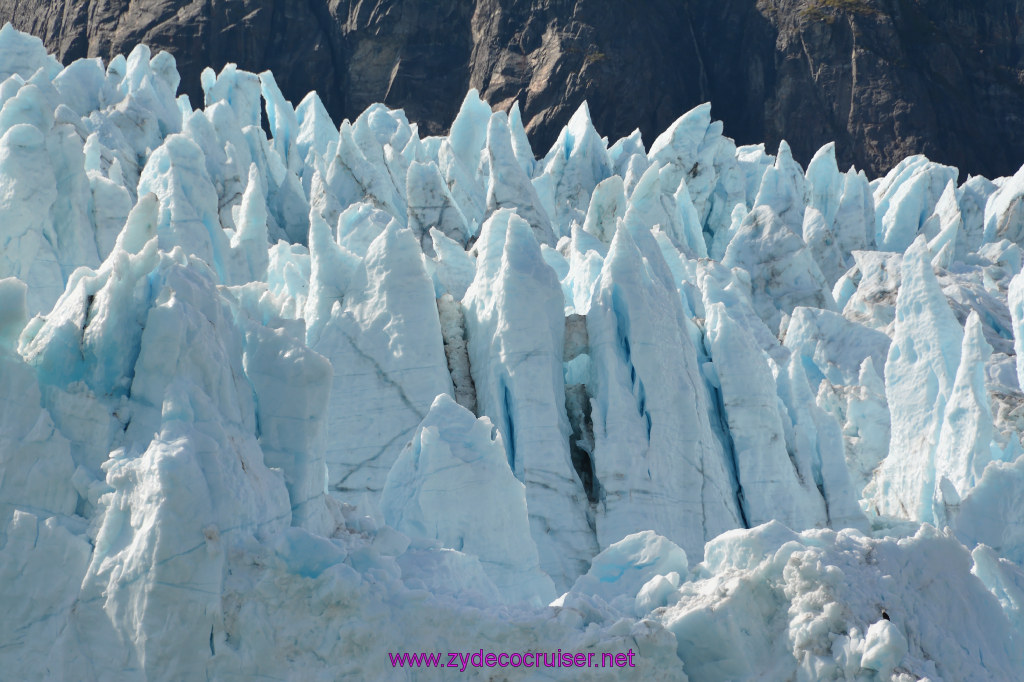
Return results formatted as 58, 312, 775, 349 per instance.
484, 112, 554, 245
933, 311, 993, 516
381, 394, 556, 606
870, 236, 964, 522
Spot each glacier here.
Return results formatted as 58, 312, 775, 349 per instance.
0, 23, 1023, 680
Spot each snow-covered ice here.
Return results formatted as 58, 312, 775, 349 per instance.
0, 23, 1023, 680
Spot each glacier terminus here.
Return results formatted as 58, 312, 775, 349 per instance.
0, 24, 1022, 681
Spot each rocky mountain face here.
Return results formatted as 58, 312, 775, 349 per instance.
3, 0, 1023, 178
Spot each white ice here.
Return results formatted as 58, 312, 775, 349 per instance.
0, 24, 1022, 680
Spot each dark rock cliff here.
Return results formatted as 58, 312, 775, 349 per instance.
3, 0, 1023, 178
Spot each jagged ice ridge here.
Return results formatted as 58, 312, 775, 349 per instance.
0, 24, 1022, 681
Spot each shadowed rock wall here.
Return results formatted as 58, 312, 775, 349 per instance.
4, 0, 1023, 177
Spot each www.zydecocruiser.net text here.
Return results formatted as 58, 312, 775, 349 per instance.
389, 649, 638, 671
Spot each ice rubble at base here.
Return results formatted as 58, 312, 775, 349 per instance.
0, 23, 1024, 680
